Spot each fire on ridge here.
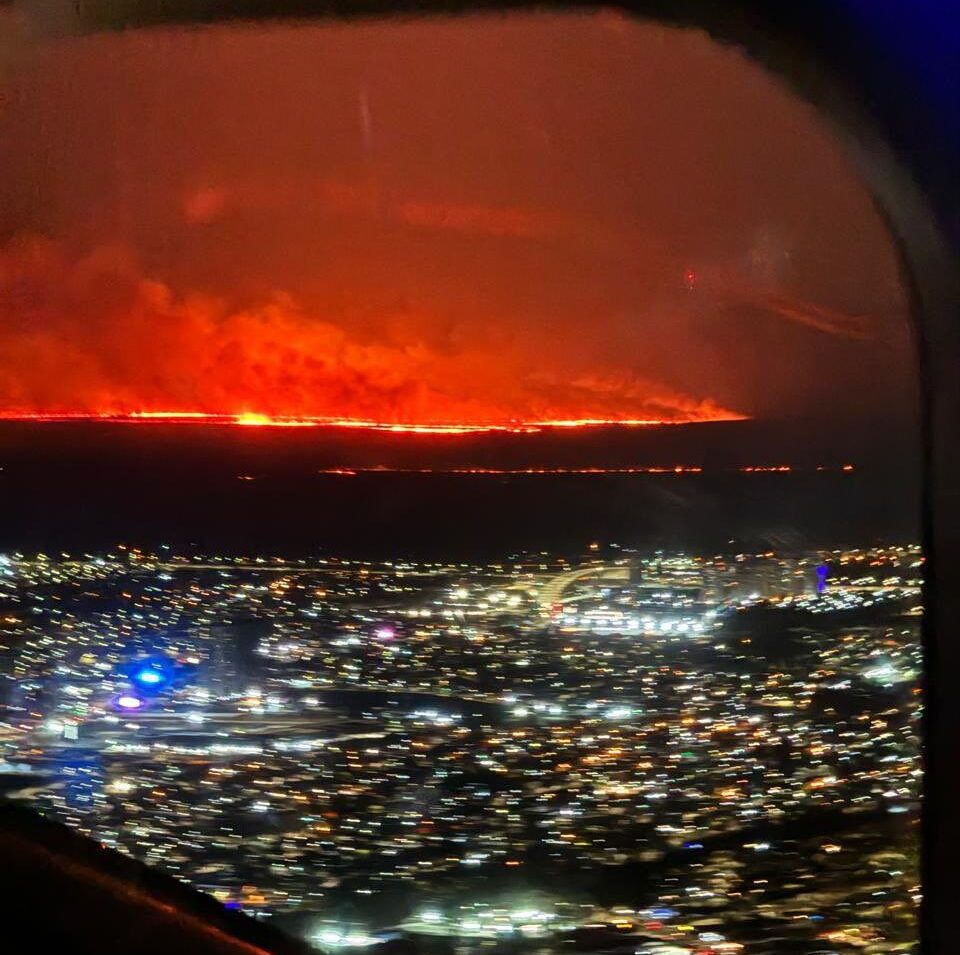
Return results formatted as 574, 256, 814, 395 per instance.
0, 410, 748, 435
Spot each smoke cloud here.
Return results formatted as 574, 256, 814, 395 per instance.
0, 235, 738, 424
0, 14, 914, 427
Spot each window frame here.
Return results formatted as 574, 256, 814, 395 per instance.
12, 3, 960, 952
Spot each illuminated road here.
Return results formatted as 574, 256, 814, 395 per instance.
827, 584, 920, 593
49, 560, 447, 578
74, 711, 345, 744
537, 563, 629, 613
74, 684, 506, 742
535, 561, 919, 616
154, 563, 445, 577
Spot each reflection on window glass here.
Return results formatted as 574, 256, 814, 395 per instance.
0, 12, 920, 955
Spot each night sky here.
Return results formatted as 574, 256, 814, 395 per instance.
0, 11, 914, 429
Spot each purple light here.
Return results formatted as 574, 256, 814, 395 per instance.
117, 694, 143, 710
374, 625, 395, 641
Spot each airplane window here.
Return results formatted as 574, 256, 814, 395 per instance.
0, 11, 920, 954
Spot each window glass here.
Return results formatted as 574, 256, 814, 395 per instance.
0, 12, 920, 954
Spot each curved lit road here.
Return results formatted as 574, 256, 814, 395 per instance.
537, 563, 629, 614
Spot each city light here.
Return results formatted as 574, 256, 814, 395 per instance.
312, 926, 378, 949
2, 543, 922, 953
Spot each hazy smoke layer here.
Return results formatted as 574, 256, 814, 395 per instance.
0, 236, 739, 423
0, 15, 912, 427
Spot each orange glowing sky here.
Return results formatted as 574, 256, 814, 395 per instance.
0, 12, 912, 430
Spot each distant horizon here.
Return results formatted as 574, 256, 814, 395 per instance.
0, 414, 918, 464
0, 418, 918, 559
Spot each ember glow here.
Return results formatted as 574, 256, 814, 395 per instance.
0, 235, 743, 429
0, 15, 912, 434
0, 410, 744, 434
315, 464, 856, 475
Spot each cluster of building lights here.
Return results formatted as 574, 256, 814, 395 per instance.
0, 544, 922, 953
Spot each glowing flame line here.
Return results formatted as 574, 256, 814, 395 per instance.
318, 465, 706, 475
0, 410, 747, 434
315, 465, 855, 475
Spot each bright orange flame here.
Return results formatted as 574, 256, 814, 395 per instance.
0, 237, 750, 432
131, 411, 214, 420
0, 410, 745, 434
234, 412, 313, 428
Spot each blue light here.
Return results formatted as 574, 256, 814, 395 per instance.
136, 668, 163, 685
649, 908, 677, 920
